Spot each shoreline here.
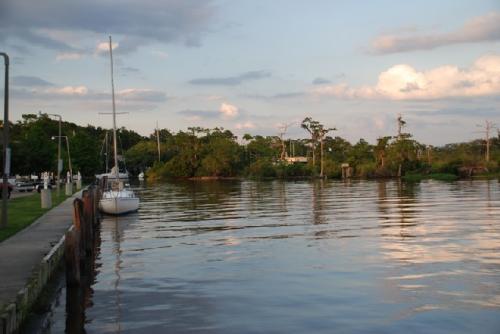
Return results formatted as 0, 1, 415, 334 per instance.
146, 172, 500, 182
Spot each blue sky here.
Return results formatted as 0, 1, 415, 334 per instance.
1, 0, 500, 145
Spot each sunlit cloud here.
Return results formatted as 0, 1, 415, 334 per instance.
371, 12, 500, 54
312, 54, 500, 100
219, 102, 239, 118
96, 41, 118, 54
47, 85, 88, 96
116, 88, 167, 102
235, 121, 255, 130
10, 85, 168, 104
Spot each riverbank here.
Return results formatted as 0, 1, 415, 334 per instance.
0, 190, 82, 334
147, 172, 499, 183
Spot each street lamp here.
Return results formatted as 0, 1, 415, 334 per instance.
40, 111, 62, 194
51, 136, 72, 183
1, 52, 10, 229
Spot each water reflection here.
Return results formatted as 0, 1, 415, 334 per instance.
38, 180, 500, 333
64, 224, 101, 334
377, 180, 500, 321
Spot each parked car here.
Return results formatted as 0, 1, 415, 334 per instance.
15, 180, 35, 192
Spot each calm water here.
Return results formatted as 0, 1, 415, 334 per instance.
38, 180, 500, 333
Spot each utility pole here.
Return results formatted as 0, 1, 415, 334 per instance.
1, 52, 9, 229
51, 136, 72, 182
40, 111, 62, 195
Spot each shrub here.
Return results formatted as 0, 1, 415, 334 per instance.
322, 159, 341, 178
274, 162, 313, 178
354, 161, 377, 178
246, 159, 276, 178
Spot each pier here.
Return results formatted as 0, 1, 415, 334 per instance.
0, 186, 100, 334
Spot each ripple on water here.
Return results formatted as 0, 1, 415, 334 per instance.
34, 179, 500, 334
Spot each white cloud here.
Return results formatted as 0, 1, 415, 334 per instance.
96, 41, 118, 54
372, 12, 500, 54
116, 88, 167, 102
219, 102, 238, 118
56, 52, 84, 61
312, 54, 500, 100
235, 121, 255, 130
12, 85, 168, 104
46, 86, 88, 96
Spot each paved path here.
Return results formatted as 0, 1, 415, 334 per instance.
0, 190, 82, 309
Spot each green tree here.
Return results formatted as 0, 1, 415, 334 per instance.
301, 117, 335, 177
198, 135, 241, 176
125, 140, 158, 175
70, 130, 101, 177
374, 136, 392, 169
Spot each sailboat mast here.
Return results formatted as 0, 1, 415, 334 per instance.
156, 121, 161, 162
105, 132, 109, 172
109, 36, 119, 178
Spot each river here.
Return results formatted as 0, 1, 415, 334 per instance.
32, 180, 500, 333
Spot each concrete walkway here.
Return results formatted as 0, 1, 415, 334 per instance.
0, 191, 82, 311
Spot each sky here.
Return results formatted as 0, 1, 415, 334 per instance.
1, 0, 500, 145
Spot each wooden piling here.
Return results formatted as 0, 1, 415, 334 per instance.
64, 229, 80, 287
72, 198, 86, 266
82, 190, 94, 256
93, 186, 101, 227
64, 184, 102, 289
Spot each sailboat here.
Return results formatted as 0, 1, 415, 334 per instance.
99, 36, 140, 215
96, 132, 129, 181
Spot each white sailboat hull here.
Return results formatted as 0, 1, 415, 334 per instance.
99, 190, 139, 215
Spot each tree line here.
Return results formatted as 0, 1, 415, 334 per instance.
1, 113, 499, 180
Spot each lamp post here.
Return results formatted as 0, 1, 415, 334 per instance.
1, 52, 9, 229
41, 111, 62, 195
51, 135, 72, 182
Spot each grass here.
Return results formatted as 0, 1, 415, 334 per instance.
402, 173, 459, 182
0, 191, 73, 242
